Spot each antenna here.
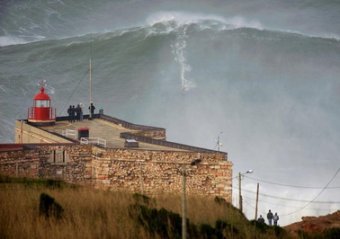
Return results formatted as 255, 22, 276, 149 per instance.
216, 131, 223, 151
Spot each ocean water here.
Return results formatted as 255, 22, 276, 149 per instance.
0, 0, 339, 225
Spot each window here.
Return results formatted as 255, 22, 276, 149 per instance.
48, 150, 68, 164
35, 100, 50, 107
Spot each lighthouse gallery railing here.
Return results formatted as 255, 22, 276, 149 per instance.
28, 107, 56, 120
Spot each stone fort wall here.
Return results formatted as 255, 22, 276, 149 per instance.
0, 144, 93, 183
0, 144, 232, 201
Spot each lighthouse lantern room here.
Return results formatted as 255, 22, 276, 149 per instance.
28, 84, 56, 125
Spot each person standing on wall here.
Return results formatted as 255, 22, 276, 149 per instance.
71, 105, 76, 123
79, 103, 83, 121
267, 209, 273, 226
76, 104, 81, 121
89, 103, 95, 120
67, 105, 72, 122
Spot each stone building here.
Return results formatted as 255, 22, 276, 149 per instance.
0, 88, 233, 201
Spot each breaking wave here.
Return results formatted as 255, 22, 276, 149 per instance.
1, 1, 340, 227
146, 12, 264, 31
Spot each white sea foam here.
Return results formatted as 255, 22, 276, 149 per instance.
0, 35, 46, 47
171, 26, 196, 92
146, 11, 226, 26
226, 16, 263, 30
146, 11, 263, 31
151, 12, 263, 92
0, 36, 27, 47
145, 11, 340, 42
282, 29, 340, 41
0, 85, 7, 93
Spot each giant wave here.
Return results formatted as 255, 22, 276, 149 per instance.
1, 15, 339, 138
1, 7, 340, 226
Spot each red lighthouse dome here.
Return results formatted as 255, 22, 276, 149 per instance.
34, 87, 50, 101
28, 86, 56, 125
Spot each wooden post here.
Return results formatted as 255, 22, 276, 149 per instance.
139, 161, 144, 195
239, 172, 242, 212
182, 169, 187, 239
255, 183, 259, 220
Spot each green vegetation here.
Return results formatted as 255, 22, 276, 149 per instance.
297, 228, 340, 239
0, 175, 293, 239
0, 174, 72, 189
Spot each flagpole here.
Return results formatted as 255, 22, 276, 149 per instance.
89, 58, 92, 119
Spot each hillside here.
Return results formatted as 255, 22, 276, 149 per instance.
285, 211, 340, 239
0, 175, 291, 239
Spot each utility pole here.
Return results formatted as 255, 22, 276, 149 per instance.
239, 172, 242, 213
181, 168, 187, 239
179, 158, 202, 239
255, 183, 259, 220
238, 170, 253, 213
139, 161, 144, 195
180, 159, 201, 239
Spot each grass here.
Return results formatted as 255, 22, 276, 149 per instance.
0, 175, 292, 239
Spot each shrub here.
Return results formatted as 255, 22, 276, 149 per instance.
39, 193, 64, 219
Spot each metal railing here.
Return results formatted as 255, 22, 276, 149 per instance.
61, 129, 77, 139
80, 137, 106, 148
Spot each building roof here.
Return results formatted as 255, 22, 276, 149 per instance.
36, 114, 228, 157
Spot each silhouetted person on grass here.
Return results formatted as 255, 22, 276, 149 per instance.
257, 215, 265, 224
273, 212, 279, 226
267, 209, 273, 226
39, 193, 63, 219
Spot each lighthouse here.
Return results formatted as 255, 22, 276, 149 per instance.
27, 85, 56, 125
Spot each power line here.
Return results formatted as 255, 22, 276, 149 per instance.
243, 187, 340, 204
243, 175, 340, 189
242, 195, 336, 211
243, 199, 256, 210
233, 186, 340, 204
282, 167, 340, 216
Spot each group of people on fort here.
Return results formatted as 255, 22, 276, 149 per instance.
257, 210, 279, 226
67, 103, 95, 122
